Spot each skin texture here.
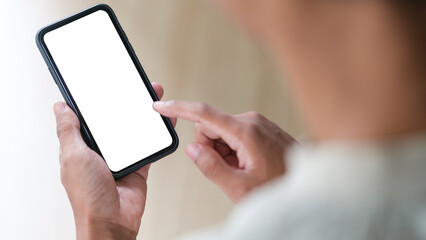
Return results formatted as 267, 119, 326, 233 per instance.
54, 83, 173, 239
153, 101, 295, 203
55, 83, 294, 239
53, 1, 426, 239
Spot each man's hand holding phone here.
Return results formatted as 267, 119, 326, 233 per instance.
54, 83, 175, 240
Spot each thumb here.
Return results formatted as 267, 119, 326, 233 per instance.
186, 143, 239, 195
53, 102, 86, 155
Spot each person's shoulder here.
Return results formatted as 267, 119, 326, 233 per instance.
220, 136, 426, 240
224, 174, 426, 240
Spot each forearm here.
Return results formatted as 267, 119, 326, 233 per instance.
75, 215, 137, 240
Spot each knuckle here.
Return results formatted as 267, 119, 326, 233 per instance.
60, 149, 83, 167
59, 147, 92, 187
60, 164, 72, 186
56, 119, 76, 139
240, 112, 268, 137
60, 170, 67, 186
246, 111, 265, 121
245, 121, 260, 135
196, 103, 211, 116
60, 143, 89, 165
56, 110, 80, 139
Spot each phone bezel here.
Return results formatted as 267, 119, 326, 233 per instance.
36, 4, 179, 179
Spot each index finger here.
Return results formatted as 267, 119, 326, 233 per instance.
153, 100, 242, 150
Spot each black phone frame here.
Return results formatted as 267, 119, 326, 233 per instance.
36, 4, 179, 179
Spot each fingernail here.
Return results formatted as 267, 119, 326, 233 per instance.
152, 101, 164, 110
186, 143, 201, 160
53, 102, 66, 117
153, 101, 170, 111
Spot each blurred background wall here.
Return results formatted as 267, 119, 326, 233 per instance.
0, 0, 302, 239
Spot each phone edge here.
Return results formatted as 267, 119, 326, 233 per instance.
35, 3, 179, 180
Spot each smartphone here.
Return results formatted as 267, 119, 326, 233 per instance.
36, 4, 178, 179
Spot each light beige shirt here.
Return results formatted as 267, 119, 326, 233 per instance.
181, 134, 426, 240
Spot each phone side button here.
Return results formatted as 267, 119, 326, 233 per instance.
48, 67, 58, 85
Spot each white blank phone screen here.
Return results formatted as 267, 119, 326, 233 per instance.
44, 10, 172, 172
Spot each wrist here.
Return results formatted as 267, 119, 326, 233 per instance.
75, 214, 137, 240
